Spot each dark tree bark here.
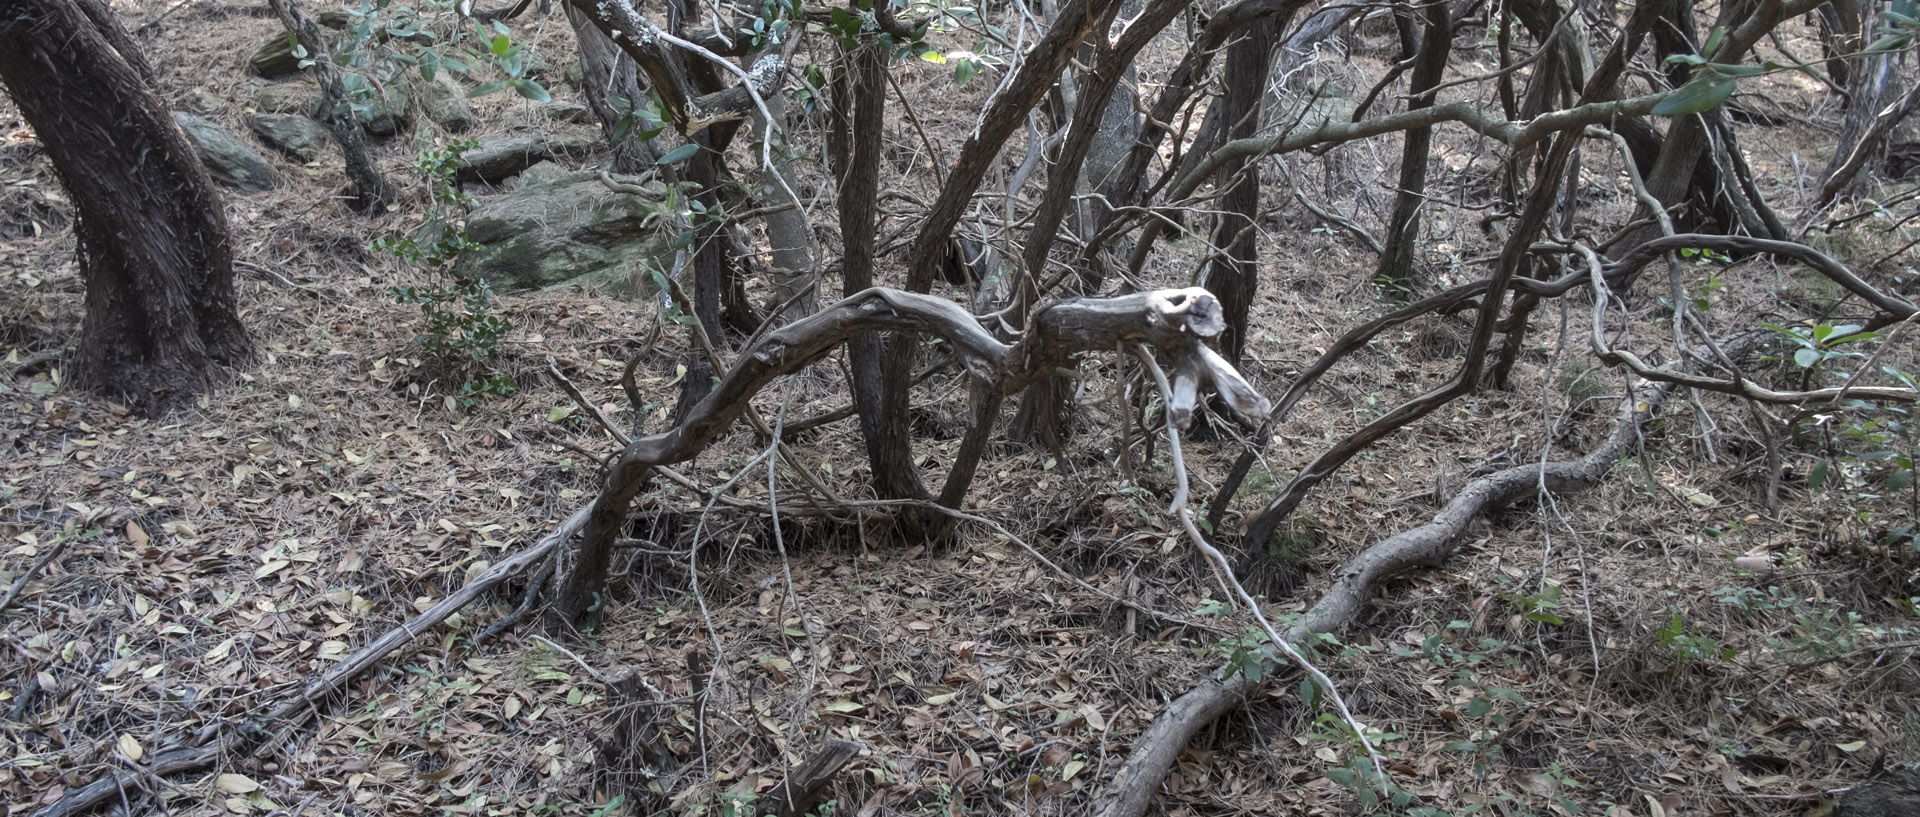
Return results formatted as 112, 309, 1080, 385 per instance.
1007, 0, 1192, 451
0, 0, 251, 412
1203, 16, 1281, 366
834, 43, 927, 501
564, 1, 655, 173
1375, 0, 1453, 298
267, 0, 395, 212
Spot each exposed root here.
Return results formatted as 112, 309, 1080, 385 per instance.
1093, 360, 1700, 817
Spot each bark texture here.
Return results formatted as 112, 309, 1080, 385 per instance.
0, 0, 251, 411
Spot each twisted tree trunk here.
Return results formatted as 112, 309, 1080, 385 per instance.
0, 0, 251, 412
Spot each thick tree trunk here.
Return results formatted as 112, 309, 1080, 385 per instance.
0, 0, 251, 412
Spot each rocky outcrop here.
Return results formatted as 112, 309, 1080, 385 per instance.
248, 34, 304, 79
454, 162, 667, 297
360, 79, 412, 137
248, 114, 330, 163
417, 73, 475, 133
172, 112, 280, 193
252, 81, 317, 115
454, 127, 601, 183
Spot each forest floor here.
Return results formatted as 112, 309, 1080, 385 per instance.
1, 2, 1918, 817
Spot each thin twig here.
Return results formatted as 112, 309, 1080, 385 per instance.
0, 537, 75, 615
1132, 345, 1386, 784
530, 634, 612, 684
548, 356, 632, 446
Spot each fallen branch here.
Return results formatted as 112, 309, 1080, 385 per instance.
0, 537, 76, 616
759, 739, 862, 817
35, 508, 590, 817
1092, 357, 1701, 817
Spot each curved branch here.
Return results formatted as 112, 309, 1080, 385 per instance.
1095, 349, 1709, 817
552, 288, 1270, 624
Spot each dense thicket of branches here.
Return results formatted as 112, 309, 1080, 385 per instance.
26, 0, 1920, 814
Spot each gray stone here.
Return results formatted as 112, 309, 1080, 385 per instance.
454, 127, 601, 183
454, 163, 668, 298
172, 112, 281, 193
252, 82, 317, 115
359, 79, 412, 136
544, 101, 593, 124
522, 49, 552, 80
248, 34, 305, 79
247, 114, 329, 163
417, 74, 475, 133
187, 86, 225, 114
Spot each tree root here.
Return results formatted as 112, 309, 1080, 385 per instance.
1092, 365, 1695, 817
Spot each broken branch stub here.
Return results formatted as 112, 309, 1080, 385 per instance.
551, 287, 1266, 625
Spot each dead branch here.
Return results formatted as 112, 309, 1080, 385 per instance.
758, 740, 862, 817
1093, 352, 1706, 817
552, 286, 1271, 625
34, 508, 591, 817
0, 536, 75, 616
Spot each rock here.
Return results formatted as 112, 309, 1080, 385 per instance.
248, 33, 306, 79
522, 48, 552, 80
252, 81, 317, 115
187, 86, 225, 114
172, 112, 280, 193
417, 74, 475, 133
454, 162, 669, 297
359, 79, 412, 136
454, 127, 601, 183
1837, 767, 1920, 817
247, 114, 329, 163
544, 101, 593, 124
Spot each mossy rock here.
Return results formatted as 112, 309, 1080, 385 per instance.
454, 162, 670, 298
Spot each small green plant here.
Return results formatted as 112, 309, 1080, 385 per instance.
374, 139, 515, 403
298, 0, 554, 123
1657, 612, 1735, 664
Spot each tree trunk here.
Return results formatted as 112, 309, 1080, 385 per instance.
0, 0, 251, 412
753, 89, 817, 322
1203, 16, 1281, 366
835, 43, 927, 501
1375, 0, 1452, 298
564, 2, 655, 173
267, 0, 395, 212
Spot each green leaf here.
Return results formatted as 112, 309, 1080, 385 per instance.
1865, 33, 1914, 56
1706, 62, 1765, 77
1652, 73, 1737, 115
656, 143, 700, 165
1701, 25, 1726, 58
1794, 347, 1823, 369
466, 80, 509, 98
548, 404, 577, 423
920, 49, 947, 63
491, 33, 512, 56
508, 79, 551, 102
1887, 468, 1913, 494
1809, 458, 1831, 491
